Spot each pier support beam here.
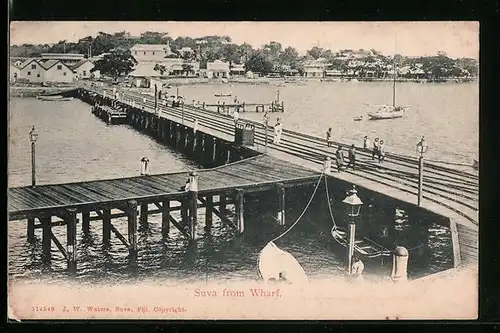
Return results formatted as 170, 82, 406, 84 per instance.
235, 189, 244, 233
103, 208, 111, 247
277, 183, 286, 226
205, 195, 213, 230
82, 211, 90, 235
66, 208, 77, 273
161, 199, 170, 238
41, 216, 52, 262
140, 202, 149, 226
127, 200, 138, 260
27, 217, 35, 242
220, 194, 227, 215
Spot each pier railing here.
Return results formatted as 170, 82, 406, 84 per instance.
86, 85, 478, 227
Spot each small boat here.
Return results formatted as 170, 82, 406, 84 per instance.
258, 241, 308, 284
221, 78, 228, 83
367, 105, 408, 120
331, 227, 391, 258
37, 95, 74, 101
214, 93, 232, 97
353, 116, 364, 121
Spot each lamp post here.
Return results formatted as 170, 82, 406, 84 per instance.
154, 83, 158, 114
416, 136, 428, 206
181, 96, 185, 125
29, 126, 38, 187
342, 185, 363, 274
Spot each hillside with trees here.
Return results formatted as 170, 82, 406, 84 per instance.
10, 31, 478, 79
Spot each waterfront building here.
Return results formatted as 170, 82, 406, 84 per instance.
70, 59, 95, 80
130, 43, 176, 62
10, 63, 21, 83
129, 63, 167, 88
206, 60, 230, 79
15, 58, 75, 84
230, 63, 246, 76
303, 58, 330, 78
40, 53, 85, 66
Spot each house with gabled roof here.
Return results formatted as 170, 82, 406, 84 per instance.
16, 58, 75, 83
41, 59, 75, 83
70, 59, 95, 79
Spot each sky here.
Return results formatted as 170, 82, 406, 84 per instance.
10, 21, 479, 58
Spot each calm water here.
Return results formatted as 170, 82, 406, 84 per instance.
8, 80, 474, 283
182, 81, 479, 165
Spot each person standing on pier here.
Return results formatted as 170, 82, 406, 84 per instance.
233, 109, 240, 125
193, 119, 199, 134
347, 144, 357, 170
326, 128, 333, 147
351, 255, 364, 282
372, 138, 380, 160
335, 146, 345, 172
273, 118, 283, 144
323, 156, 332, 175
363, 135, 370, 152
378, 140, 386, 163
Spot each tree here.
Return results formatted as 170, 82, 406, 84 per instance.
245, 52, 274, 75
92, 48, 137, 80
307, 46, 325, 59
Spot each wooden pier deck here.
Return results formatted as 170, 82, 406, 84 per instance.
96, 86, 479, 223
90, 85, 478, 266
8, 154, 319, 221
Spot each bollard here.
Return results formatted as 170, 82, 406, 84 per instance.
391, 246, 409, 282
141, 157, 149, 175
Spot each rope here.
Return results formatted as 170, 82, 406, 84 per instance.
270, 173, 324, 243
324, 174, 338, 229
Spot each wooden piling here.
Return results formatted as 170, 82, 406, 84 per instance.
162, 199, 170, 238
66, 208, 77, 273
205, 195, 213, 230
103, 208, 111, 247
27, 217, 35, 241
82, 211, 90, 234
41, 216, 52, 262
140, 202, 148, 226
181, 198, 188, 227
127, 200, 138, 259
235, 189, 244, 233
220, 194, 227, 214
188, 190, 198, 241
277, 183, 286, 225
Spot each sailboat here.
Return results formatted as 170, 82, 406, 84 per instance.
367, 56, 410, 120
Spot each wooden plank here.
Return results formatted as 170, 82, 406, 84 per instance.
168, 216, 189, 238
49, 230, 67, 259
61, 184, 110, 202
109, 223, 130, 248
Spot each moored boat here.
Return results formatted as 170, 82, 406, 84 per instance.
367, 105, 408, 120
331, 227, 391, 258
37, 95, 74, 101
214, 93, 232, 97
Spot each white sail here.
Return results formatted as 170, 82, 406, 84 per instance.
258, 241, 308, 284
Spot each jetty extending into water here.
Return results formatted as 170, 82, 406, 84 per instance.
8, 83, 478, 275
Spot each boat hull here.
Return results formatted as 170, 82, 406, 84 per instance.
37, 95, 74, 101
367, 112, 403, 120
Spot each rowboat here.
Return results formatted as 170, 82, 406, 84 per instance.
258, 241, 308, 284
37, 95, 74, 101
353, 116, 364, 121
331, 227, 391, 258
214, 93, 232, 97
